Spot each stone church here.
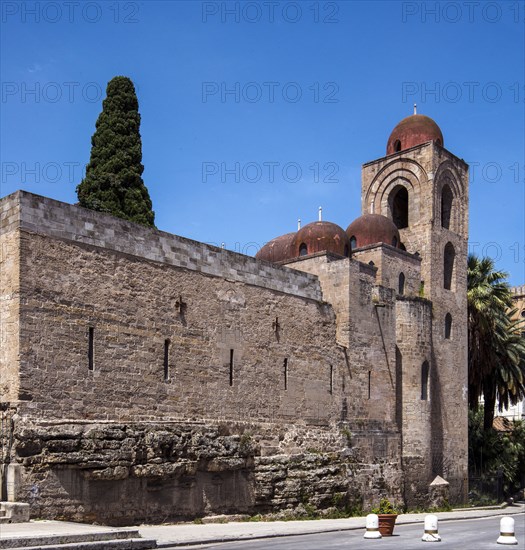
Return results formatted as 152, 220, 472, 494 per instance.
0, 111, 469, 525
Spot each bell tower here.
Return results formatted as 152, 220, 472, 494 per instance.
361, 108, 469, 504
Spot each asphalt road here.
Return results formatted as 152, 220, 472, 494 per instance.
165, 514, 525, 549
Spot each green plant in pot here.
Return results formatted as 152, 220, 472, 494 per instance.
370, 498, 401, 536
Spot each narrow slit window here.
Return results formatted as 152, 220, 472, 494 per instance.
88, 327, 94, 371
445, 314, 452, 339
444, 242, 455, 290
368, 371, 371, 399
229, 349, 234, 386
441, 184, 453, 230
283, 358, 288, 390
164, 339, 170, 381
398, 272, 405, 295
421, 361, 429, 400
329, 365, 333, 394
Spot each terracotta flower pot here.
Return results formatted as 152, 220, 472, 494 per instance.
377, 513, 398, 536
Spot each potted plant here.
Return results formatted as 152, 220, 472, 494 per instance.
370, 498, 400, 536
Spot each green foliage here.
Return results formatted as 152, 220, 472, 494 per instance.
340, 427, 353, 446
469, 408, 525, 498
77, 76, 155, 227
370, 498, 400, 515
467, 255, 525, 430
239, 433, 253, 454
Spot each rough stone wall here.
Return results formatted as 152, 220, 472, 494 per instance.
10, 417, 403, 525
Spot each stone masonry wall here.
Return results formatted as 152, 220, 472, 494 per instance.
17, 231, 343, 424
0, 197, 20, 403
351, 244, 421, 298
395, 297, 433, 508
10, 191, 321, 301
0, 192, 413, 520
285, 253, 399, 428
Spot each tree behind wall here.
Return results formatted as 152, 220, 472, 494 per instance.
76, 76, 155, 227
467, 254, 525, 430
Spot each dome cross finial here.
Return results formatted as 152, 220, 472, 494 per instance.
414, 103, 417, 115
298, 218, 301, 230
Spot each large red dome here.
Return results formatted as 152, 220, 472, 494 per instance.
346, 214, 400, 249
291, 221, 350, 258
255, 232, 295, 263
387, 114, 443, 155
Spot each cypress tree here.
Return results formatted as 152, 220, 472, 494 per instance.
77, 76, 155, 227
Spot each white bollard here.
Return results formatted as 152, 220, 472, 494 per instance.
497, 516, 518, 545
421, 514, 441, 542
363, 513, 382, 539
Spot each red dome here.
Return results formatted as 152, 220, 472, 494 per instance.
291, 222, 350, 258
256, 232, 295, 263
387, 114, 443, 155
346, 214, 400, 249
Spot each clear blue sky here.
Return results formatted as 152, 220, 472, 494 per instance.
1, 1, 524, 284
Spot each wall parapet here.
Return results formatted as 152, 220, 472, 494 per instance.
1, 191, 322, 301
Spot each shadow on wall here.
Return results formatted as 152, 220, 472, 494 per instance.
37, 469, 256, 526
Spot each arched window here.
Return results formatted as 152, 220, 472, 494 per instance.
392, 236, 398, 247
368, 261, 375, 267
394, 140, 401, 152
421, 361, 429, 400
445, 313, 452, 339
441, 184, 453, 230
350, 236, 357, 250
444, 242, 455, 290
299, 243, 308, 256
391, 186, 409, 229
398, 272, 405, 295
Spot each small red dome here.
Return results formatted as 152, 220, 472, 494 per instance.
256, 232, 295, 263
291, 221, 350, 258
346, 214, 400, 249
387, 114, 443, 155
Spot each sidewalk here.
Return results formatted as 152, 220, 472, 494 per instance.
0, 503, 523, 548
139, 503, 525, 547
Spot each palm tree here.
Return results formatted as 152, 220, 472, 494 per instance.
467, 255, 525, 430
492, 314, 525, 414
